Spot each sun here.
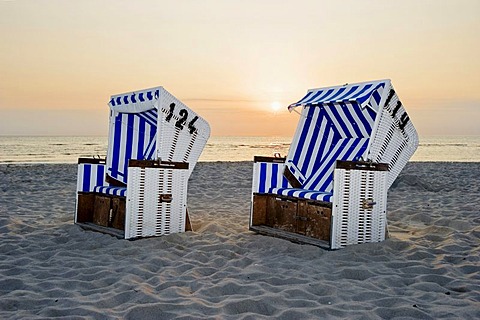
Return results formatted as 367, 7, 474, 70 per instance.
271, 101, 282, 112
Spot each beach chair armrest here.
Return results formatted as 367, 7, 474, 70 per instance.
77, 161, 108, 193
252, 156, 290, 194
128, 159, 189, 170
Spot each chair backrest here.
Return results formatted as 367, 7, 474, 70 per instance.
106, 110, 158, 184
106, 87, 210, 185
285, 79, 418, 191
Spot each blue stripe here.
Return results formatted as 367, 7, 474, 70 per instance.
131, 93, 137, 103
365, 103, 377, 122
312, 89, 336, 104
96, 165, 104, 186
348, 84, 372, 100
297, 91, 315, 104
341, 103, 364, 138
94, 186, 127, 197
354, 139, 370, 161
300, 108, 322, 174
351, 101, 376, 134
358, 83, 385, 105
137, 110, 157, 128
147, 91, 153, 100
282, 176, 289, 188
303, 90, 325, 104
82, 165, 91, 192
322, 87, 346, 102
292, 106, 315, 165
123, 114, 135, 180
317, 139, 363, 191
259, 163, 267, 193
327, 103, 351, 138
350, 101, 373, 135
111, 114, 123, 178
271, 163, 278, 188
372, 89, 382, 105
314, 120, 334, 172
123, 96, 129, 104
139, 92, 145, 102
144, 134, 156, 159
308, 139, 357, 191
271, 187, 333, 202
137, 119, 146, 159
116, 97, 122, 105
298, 190, 308, 198
335, 85, 359, 101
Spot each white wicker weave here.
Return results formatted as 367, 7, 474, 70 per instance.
125, 165, 188, 239
157, 88, 210, 178
368, 82, 419, 188
331, 167, 388, 249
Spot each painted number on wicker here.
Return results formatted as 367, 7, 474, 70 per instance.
165, 103, 198, 134
385, 89, 410, 131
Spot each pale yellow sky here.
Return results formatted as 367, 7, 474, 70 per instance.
0, 0, 479, 137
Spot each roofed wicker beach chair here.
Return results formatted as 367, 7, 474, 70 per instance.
75, 87, 210, 239
250, 79, 418, 249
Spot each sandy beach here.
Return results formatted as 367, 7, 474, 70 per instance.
0, 161, 479, 319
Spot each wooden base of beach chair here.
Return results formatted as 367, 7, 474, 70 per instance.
75, 192, 192, 238
250, 194, 332, 249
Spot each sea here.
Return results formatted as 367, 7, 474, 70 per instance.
0, 135, 479, 164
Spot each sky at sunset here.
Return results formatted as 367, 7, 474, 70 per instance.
0, 0, 479, 137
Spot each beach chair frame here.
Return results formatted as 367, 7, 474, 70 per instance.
250, 79, 418, 249
75, 87, 210, 239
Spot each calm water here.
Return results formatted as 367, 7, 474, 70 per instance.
0, 135, 479, 164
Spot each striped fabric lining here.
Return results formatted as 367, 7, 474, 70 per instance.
286, 100, 376, 193
107, 110, 158, 184
269, 188, 333, 202
289, 81, 386, 109
94, 186, 127, 197
77, 163, 107, 192
254, 162, 290, 194
302, 138, 370, 192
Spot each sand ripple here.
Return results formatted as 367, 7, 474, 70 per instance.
0, 162, 479, 319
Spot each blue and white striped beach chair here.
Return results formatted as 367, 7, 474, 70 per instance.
251, 79, 418, 249
75, 87, 210, 239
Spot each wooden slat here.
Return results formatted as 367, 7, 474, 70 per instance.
266, 196, 297, 233
93, 195, 110, 227
78, 157, 106, 165
253, 156, 286, 163
76, 222, 125, 239
185, 209, 193, 232
76, 193, 95, 223
298, 201, 332, 241
336, 160, 389, 171
249, 225, 330, 250
128, 159, 189, 170
283, 167, 302, 188
111, 197, 126, 230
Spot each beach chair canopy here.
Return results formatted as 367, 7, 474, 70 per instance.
106, 87, 210, 185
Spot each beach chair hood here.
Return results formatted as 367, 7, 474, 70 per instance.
106, 87, 211, 185
285, 79, 418, 190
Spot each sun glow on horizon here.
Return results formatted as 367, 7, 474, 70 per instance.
271, 101, 282, 112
